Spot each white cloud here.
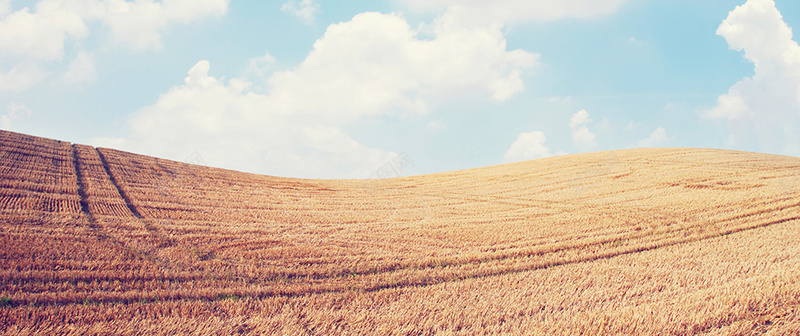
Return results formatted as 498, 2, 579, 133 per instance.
0, 3, 87, 61
638, 127, 668, 147
95, 60, 397, 179
0, 62, 46, 92
705, 0, 800, 155
98, 11, 538, 178
97, 0, 229, 50
267, 11, 537, 123
569, 109, 591, 129
62, 51, 95, 84
0, 0, 228, 92
281, 0, 320, 24
504, 131, 552, 163
0, 0, 10, 16
1, 102, 33, 130
402, 0, 629, 25
0, 0, 228, 58
569, 109, 597, 149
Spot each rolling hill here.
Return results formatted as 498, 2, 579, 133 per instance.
1, 129, 799, 335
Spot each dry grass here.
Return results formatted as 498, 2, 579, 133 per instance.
1, 129, 799, 335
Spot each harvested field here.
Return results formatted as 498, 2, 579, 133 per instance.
1, 129, 799, 335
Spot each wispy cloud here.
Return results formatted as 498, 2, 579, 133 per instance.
281, 0, 321, 24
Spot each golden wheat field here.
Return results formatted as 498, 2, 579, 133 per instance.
1, 129, 799, 335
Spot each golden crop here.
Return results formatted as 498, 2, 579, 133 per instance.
1, 129, 799, 335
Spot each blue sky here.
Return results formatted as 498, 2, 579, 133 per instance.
1, 0, 799, 178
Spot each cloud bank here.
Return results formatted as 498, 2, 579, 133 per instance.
706, 0, 800, 155
0, 0, 229, 91
98, 11, 538, 178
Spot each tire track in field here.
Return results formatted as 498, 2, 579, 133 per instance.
96, 148, 142, 219
70, 147, 185, 276
71, 144, 92, 217
70, 144, 146, 256
262, 190, 797, 283
261, 211, 800, 296
93, 149, 220, 271
9, 205, 799, 307
304, 201, 800, 286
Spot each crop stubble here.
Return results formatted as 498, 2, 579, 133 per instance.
1, 130, 799, 335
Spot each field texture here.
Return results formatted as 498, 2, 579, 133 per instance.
1, 129, 799, 335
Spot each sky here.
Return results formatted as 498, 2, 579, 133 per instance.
1, 0, 800, 179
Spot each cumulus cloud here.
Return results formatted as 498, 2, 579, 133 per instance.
281, 0, 320, 24
1, 0, 228, 56
103, 9, 539, 177
0, 0, 228, 91
569, 109, 597, 149
267, 11, 537, 123
0, 3, 87, 61
94, 60, 397, 178
402, 0, 629, 25
503, 131, 552, 163
98, 0, 229, 49
0, 0, 10, 16
705, 0, 800, 155
638, 127, 668, 147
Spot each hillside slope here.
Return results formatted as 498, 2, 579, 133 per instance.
1, 129, 799, 335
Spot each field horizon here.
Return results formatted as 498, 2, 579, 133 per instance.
1, 129, 799, 335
